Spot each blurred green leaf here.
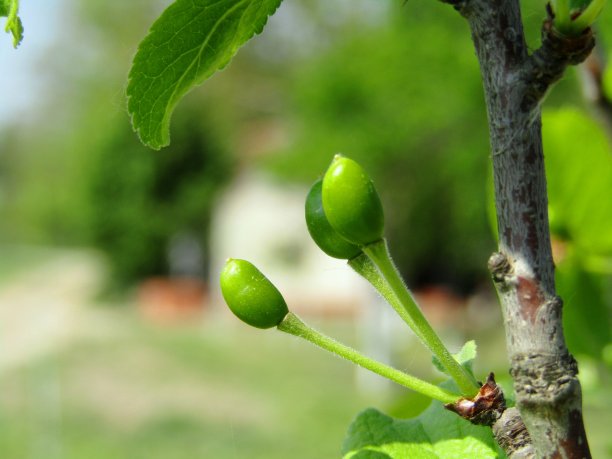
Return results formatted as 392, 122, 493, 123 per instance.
127, 0, 283, 149
342, 401, 504, 459
351, 452, 392, 459
543, 107, 612, 258
432, 341, 477, 379
603, 51, 612, 101
541, 107, 612, 359
557, 256, 611, 359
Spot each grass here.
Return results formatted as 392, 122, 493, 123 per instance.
0, 247, 609, 458
0, 312, 383, 459
0, 244, 57, 285
1, 308, 610, 458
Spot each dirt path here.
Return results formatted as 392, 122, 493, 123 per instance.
0, 249, 103, 371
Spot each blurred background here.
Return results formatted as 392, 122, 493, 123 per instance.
0, 0, 611, 457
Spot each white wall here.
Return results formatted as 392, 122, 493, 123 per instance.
209, 171, 371, 316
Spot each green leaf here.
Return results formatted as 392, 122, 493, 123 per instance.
127, 0, 283, 149
351, 452, 392, 459
432, 340, 477, 378
540, 107, 612, 357
557, 257, 611, 359
1, 0, 23, 48
543, 107, 612, 261
342, 401, 505, 459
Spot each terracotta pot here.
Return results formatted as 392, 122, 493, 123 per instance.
137, 277, 207, 324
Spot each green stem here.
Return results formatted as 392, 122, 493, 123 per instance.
362, 239, 478, 397
277, 312, 461, 404
570, 0, 606, 34
348, 253, 424, 342
552, 0, 571, 31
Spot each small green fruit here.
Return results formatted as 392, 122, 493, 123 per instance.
322, 155, 384, 246
305, 179, 362, 259
220, 259, 289, 329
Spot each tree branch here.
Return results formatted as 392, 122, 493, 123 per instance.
439, 0, 593, 457
492, 407, 535, 458
521, 16, 594, 111
446, 372, 536, 458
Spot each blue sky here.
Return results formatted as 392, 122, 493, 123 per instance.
0, 1, 64, 126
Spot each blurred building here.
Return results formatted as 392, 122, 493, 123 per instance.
209, 171, 372, 318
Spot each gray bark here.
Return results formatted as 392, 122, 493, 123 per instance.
440, 0, 594, 457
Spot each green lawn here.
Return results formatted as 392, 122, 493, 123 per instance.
0, 247, 609, 458
0, 313, 385, 459
0, 245, 57, 285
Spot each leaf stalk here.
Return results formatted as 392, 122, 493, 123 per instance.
277, 312, 461, 404
361, 239, 479, 397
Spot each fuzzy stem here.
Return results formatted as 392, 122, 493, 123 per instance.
361, 239, 479, 397
277, 312, 461, 404
552, 0, 571, 31
348, 253, 423, 339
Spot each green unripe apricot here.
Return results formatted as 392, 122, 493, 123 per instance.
322, 155, 384, 247
220, 259, 289, 329
305, 179, 362, 259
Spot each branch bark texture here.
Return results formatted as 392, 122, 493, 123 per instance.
441, 0, 594, 457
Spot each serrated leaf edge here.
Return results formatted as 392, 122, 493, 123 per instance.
127, 0, 282, 149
